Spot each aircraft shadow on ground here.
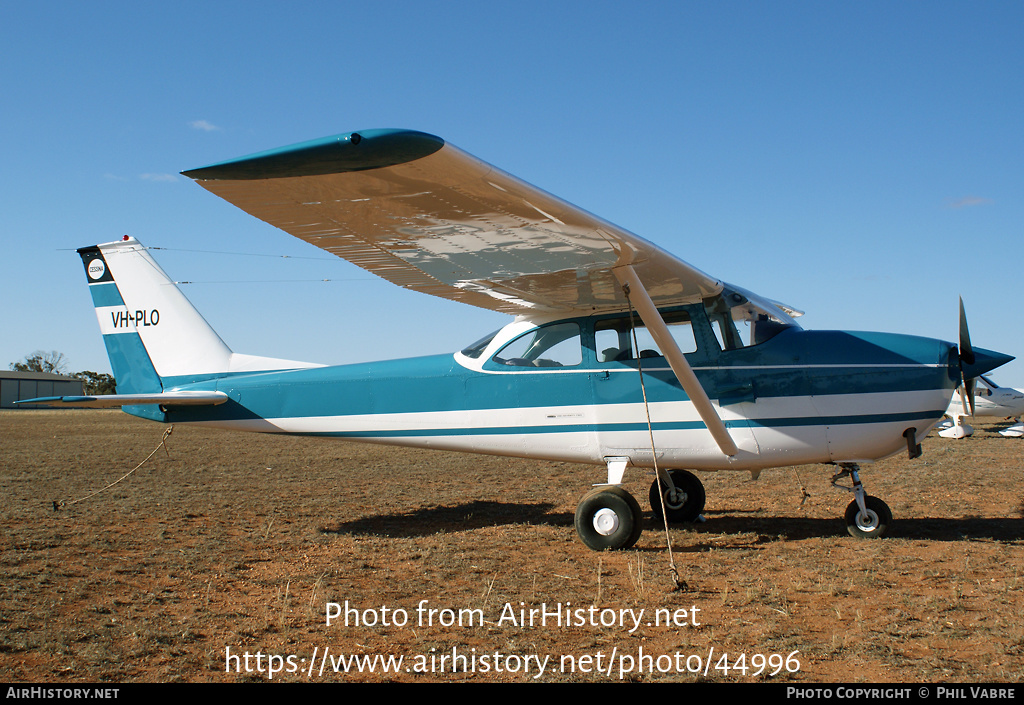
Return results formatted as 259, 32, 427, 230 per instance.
322, 501, 1024, 543
696, 511, 1024, 543
321, 500, 559, 538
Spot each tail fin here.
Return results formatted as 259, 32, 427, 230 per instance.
80, 237, 318, 392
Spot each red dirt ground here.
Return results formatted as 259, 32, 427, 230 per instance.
2, 409, 1023, 683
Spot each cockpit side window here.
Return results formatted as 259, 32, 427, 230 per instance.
594, 310, 696, 363
703, 295, 745, 351
491, 322, 582, 368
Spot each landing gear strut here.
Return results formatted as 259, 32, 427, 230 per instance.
831, 463, 892, 538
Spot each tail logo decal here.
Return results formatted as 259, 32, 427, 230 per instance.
87, 258, 106, 280
80, 249, 114, 284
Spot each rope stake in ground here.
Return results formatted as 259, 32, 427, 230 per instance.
53, 426, 174, 512
794, 466, 812, 506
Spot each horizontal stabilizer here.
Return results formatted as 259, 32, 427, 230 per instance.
15, 391, 229, 408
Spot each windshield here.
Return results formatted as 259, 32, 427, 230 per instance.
460, 329, 500, 359
704, 289, 798, 347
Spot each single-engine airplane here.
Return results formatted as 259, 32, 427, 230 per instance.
938, 376, 1024, 438
19, 129, 1015, 550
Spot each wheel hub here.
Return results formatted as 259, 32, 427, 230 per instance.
592, 508, 620, 536
856, 509, 880, 532
665, 488, 687, 508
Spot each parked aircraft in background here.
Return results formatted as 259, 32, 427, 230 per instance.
938, 376, 1024, 438
18, 129, 1014, 549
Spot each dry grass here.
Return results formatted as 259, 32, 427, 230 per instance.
1, 409, 1022, 682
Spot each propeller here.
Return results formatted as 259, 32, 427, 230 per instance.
958, 297, 977, 418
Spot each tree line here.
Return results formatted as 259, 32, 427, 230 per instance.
9, 350, 116, 395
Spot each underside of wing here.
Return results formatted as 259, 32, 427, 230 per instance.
182, 129, 726, 315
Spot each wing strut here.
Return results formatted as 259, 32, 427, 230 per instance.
613, 265, 739, 457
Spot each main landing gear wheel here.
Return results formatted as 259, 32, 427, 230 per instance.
574, 486, 644, 551
649, 469, 705, 523
844, 496, 892, 539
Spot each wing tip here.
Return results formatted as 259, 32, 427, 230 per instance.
182, 128, 445, 181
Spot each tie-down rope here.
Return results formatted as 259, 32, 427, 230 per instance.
622, 283, 687, 591
52, 426, 174, 511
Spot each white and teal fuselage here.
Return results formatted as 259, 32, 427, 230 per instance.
54, 237, 1008, 478
148, 326, 956, 470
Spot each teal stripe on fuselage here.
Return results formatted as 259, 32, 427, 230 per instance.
293, 408, 949, 440
156, 327, 956, 427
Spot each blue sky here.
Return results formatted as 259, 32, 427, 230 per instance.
3, 2, 1023, 386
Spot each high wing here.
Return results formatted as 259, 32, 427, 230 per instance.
182, 129, 798, 322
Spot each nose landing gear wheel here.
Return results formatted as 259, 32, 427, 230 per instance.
844, 495, 892, 538
649, 469, 705, 523
574, 486, 644, 550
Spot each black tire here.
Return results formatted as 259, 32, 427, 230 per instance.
574, 486, 644, 551
649, 469, 706, 523
844, 496, 892, 538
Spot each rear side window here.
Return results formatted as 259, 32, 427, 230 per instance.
594, 311, 696, 363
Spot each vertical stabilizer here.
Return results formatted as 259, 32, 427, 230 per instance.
80, 238, 321, 391
79, 238, 234, 390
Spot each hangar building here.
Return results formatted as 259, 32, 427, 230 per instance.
0, 371, 83, 409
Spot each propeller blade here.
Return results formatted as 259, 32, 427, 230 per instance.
959, 297, 975, 367
958, 297, 978, 418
